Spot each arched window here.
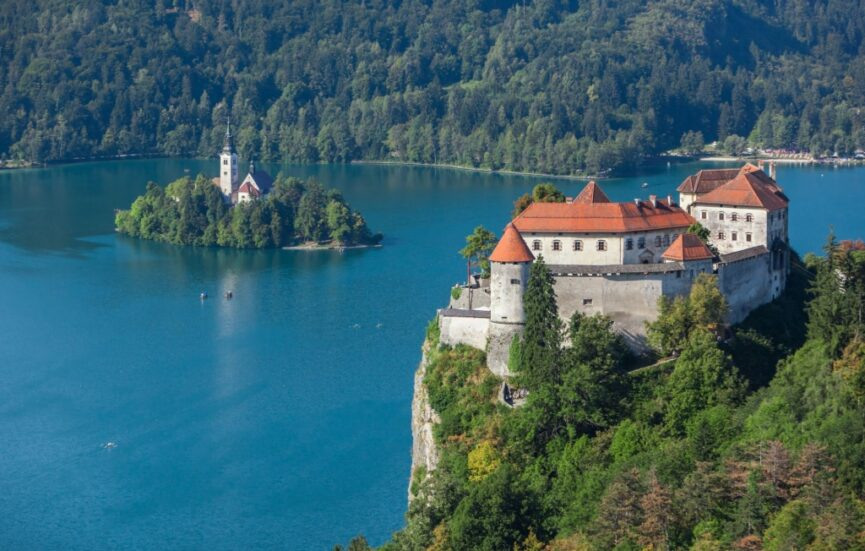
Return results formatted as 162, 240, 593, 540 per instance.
625, 238, 633, 250
719, 212, 725, 221
573, 240, 582, 251
746, 213, 753, 223
597, 240, 607, 251
638, 237, 646, 249
731, 213, 738, 222
654, 236, 662, 248
532, 240, 542, 251
552, 240, 562, 251
718, 231, 725, 240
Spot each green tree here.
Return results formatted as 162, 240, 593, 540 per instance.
665, 330, 744, 434
680, 130, 705, 156
517, 256, 562, 390
459, 226, 497, 279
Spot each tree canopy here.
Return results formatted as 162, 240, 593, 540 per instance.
6, 1, 865, 174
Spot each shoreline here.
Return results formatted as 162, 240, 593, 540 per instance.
282, 242, 382, 251
349, 159, 605, 180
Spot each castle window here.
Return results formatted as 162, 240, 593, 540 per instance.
573, 240, 583, 251
532, 240, 542, 251
654, 236, 662, 248
663, 234, 670, 246
638, 237, 646, 249
731, 213, 738, 222
746, 232, 752, 242
223, 159, 228, 165
701, 211, 707, 220
718, 231, 725, 240
597, 240, 607, 251
719, 212, 725, 221
583, 298, 593, 306
731, 231, 738, 241
625, 238, 633, 250
552, 240, 562, 251
223, 171, 228, 176
510, 279, 521, 285
746, 213, 753, 223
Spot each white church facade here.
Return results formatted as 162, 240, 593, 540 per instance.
214, 121, 273, 205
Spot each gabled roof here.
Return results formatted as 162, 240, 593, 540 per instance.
662, 233, 714, 261
573, 181, 611, 204
243, 169, 274, 194
695, 171, 788, 211
490, 224, 534, 263
238, 181, 262, 196
512, 198, 694, 234
677, 168, 741, 194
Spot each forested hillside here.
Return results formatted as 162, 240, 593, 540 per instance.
3, 0, 865, 174
333, 238, 865, 550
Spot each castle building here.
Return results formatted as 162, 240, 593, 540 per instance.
214, 121, 273, 205
439, 164, 790, 377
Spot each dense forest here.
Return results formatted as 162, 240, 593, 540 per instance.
115, 175, 380, 248
334, 235, 865, 550
4, 0, 865, 174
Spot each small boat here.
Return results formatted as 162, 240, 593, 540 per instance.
200, 291, 208, 300
641, 182, 649, 188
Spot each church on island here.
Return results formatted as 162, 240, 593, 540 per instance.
439, 163, 790, 376
213, 122, 273, 205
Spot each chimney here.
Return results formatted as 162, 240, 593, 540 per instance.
634, 198, 641, 206
667, 194, 673, 205
758, 159, 765, 170
769, 161, 777, 180
649, 194, 658, 208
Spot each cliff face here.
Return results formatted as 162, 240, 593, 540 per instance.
408, 347, 440, 501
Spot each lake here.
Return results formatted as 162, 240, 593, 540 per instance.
0, 159, 862, 549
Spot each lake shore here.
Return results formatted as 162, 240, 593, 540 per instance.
350, 159, 601, 181
283, 242, 382, 251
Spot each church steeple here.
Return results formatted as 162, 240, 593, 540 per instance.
219, 115, 239, 199
223, 117, 234, 154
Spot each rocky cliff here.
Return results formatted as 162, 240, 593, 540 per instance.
408, 345, 440, 501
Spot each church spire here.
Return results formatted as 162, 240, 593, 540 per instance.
223, 116, 234, 153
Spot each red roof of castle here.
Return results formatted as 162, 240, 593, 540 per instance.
490, 224, 535, 263
695, 170, 788, 211
662, 233, 714, 261
573, 181, 611, 204
512, 191, 694, 234
677, 168, 741, 194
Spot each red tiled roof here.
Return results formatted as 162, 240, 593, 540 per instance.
694, 171, 788, 210
573, 181, 611, 204
662, 233, 714, 261
238, 182, 262, 196
490, 224, 535, 263
512, 198, 694, 234
677, 168, 741, 194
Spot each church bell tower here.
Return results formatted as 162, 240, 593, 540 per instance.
219, 118, 238, 198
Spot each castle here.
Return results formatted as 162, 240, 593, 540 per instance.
439, 163, 790, 376
214, 120, 273, 204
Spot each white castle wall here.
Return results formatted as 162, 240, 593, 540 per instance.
490, 262, 529, 324
719, 253, 774, 324
439, 314, 489, 350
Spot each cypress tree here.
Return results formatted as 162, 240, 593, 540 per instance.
517, 255, 562, 390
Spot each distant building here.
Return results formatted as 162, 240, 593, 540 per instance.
439, 164, 790, 376
213, 121, 274, 205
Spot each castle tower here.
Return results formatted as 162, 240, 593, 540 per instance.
219, 118, 239, 198
487, 223, 534, 377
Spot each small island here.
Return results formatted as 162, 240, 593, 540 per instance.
115, 124, 381, 249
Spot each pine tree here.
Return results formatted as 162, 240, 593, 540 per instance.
517, 255, 562, 391
593, 468, 644, 548
638, 469, 673, 550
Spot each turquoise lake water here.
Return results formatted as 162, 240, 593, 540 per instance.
0, 159, 862, 549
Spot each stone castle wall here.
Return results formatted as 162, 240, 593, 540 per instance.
439, 250, 782, 377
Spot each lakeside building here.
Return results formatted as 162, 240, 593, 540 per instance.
439, 164, 790, 376
213, 121, 273, 205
